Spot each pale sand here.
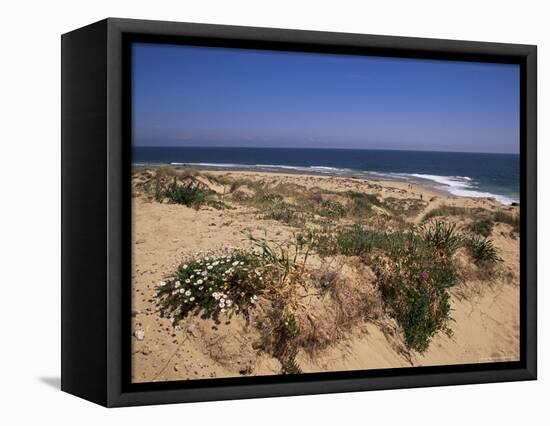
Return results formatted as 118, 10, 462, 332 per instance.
131, 168, 519, 382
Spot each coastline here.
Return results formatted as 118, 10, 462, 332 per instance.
132, 163, 518, 206
130, 166, 519, 382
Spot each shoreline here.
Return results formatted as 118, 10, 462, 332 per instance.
132, 162, 518, 206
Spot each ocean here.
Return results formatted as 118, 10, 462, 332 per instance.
133, 147, 520, 205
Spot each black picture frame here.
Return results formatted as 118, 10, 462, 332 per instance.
61, 17, 537, 407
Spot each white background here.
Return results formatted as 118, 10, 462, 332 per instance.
1, 0, 547, 424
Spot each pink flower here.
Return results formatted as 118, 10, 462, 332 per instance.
421, 271, 429, 280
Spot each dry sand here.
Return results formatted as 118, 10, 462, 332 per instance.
130, 168, 520, 383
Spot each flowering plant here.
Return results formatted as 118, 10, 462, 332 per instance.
156, 250, 265, 324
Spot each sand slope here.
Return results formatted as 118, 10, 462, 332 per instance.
131, 169, 519, 383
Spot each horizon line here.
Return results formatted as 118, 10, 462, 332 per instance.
133, 145, 519, 156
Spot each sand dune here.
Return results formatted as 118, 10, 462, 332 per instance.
130, 168, 519, 383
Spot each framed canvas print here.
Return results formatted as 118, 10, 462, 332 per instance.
61, 18, 537, 407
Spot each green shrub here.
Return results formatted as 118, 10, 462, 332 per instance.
307, 222, 460, 352
469, 217, 494, 237
465, 235, 503, 265
373, 232, 457, 352
162, 181, 212, 207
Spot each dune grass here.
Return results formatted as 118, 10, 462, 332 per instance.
493, 211, 520, 233
469, 216, 494, 237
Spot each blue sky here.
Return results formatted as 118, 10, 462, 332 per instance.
132, 43, 520, 154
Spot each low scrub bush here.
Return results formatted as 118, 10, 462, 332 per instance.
307, 222, 463, 352
315, 199, 346, 219
373, 232, 457, 352
163, 181, 211, 207
465, 235, 503, 265
469, 217, 494, 237
347, 192, 380, 217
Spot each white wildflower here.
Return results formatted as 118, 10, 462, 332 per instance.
207, 265, 213, 270
232, 261, 239, 266
179, 289, 185, 294
174, 281, 181, 288
185, 290, 191, 296
182, 264, 188, 269
185, 279, 190, 283
190, 297, 195, 302
197, 279, 203, 285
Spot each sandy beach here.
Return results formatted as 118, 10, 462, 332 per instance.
130, 167, 520, 383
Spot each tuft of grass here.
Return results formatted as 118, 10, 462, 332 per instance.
421, 221, 463, 258
336, 225, 386, 257
280, 347, 302, 375
262, 203, 305, 227
161, 181, 212, 208
206, 199, 233, 210
347, 192, 380, 218
493, 211, 520, 233
246, 234, 312, 374
384, 197, 427, 218
464, 235, 503, 265
469, 217, 494, 237
422, 205, 468, 221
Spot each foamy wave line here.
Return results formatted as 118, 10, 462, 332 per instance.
177, 162, 354, 174
171, 162, 256, 168
168, 162, 516, 205
379, 172, 517, 205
